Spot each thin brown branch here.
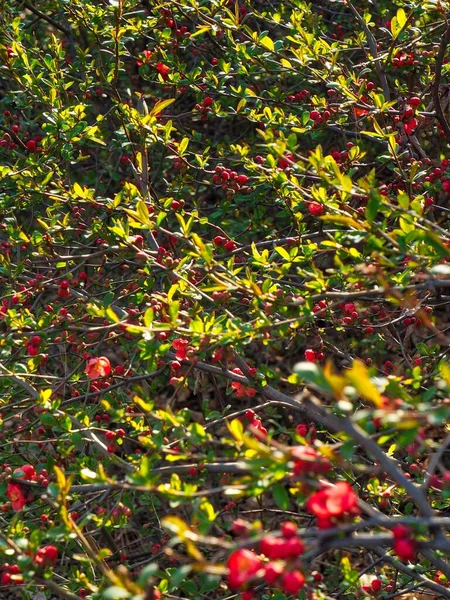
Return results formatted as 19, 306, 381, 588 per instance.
22, 1, 70, 36
34, 578, 81, 600
178, 355, 435, 518
373, 549, 450, 599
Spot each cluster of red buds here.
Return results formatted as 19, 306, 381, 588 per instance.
304, 348, 325, 363
212, 165, 249, 192
245, 409, 267, 436
392, 51, 415, 68
213, 235, 237, 251
309, 108, 332, 124
285, 89, 310, 103
25, 335, 42, 356
227, 520, 307, 598
231, 367, 256, 398
195, 96, 214, 120
58, 279, 71, 298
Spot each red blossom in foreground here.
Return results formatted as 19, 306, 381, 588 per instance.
391, 524, 417, 561
260, 535, 304, 560
227, 549, 261, 590
248, 417, 267, 436
442, 179, 450, 195
291, 445, 330, 475
282, 570, 306, 594
278, 153, 294, 169
404, 118, 418, 135
263, 561, 284, 584
85, 356, 112, 379
6, 483, 26, 511
34, 545, 59, 568
304, 348, 316, 362
393, 537, 417, 562
306, 482, 359, 528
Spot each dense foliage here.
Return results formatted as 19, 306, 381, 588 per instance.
0, 0, 450, 599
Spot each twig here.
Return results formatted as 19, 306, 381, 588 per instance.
421, 547, 450, 580
34, 578, 81, 600
422, 432, 450, 491
373, 549, 450, 599
22, 1, 70, 36
177, 354, 435, 518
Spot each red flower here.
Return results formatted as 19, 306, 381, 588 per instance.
308, 202, 324, 216
392, 524, 412, 539
136, 49, 152, 67
291, 445, 330, 475
263, 561, 284, 584
304, 348, 317, 362
172, 338, 189, 360
260, 535, 304, 560
295, 423, 309, 437
393, 538, 417, 561
156, 62, 170, 81
353, 97, 370, 118
6, 483, 26, 511
34, 545, 58, 568
404, 118, 418, 135
306, 482, 359, 525
227, 549, 261, 590
278, 154, 294, 169
230, 367, 256, 398
281, 570, 306, 594
85, 356, 112, 379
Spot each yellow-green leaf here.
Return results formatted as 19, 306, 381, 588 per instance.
136, 200, 150, 224
260, 36, 274, 51
396, 8, 407, 29
228, 418, 244, 441
345, 360, 383, 408
149, 98, 175, 117
320, 215, 364, 230
162, 516, 190, 537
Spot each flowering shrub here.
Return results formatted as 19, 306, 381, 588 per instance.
0, 0, 449, 599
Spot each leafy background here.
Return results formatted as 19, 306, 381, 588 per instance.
0, 0, 449, 599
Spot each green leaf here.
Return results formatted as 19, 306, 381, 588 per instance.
366, 191, 380, 222
144, 307, 154, 327
137, 563, 159, 586
272, 483, 289, 510
136, 200, 150, 224
169, 566, 193, 591
169, 301, 180, 324
293, 362, 334, 395
345, 360, 384, 408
